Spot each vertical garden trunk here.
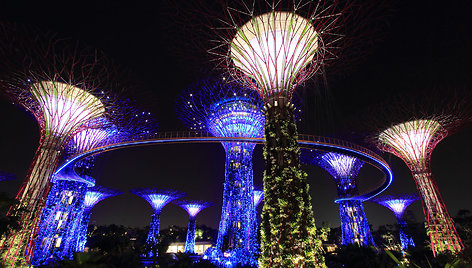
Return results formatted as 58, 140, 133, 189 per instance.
260, 101, 325, 268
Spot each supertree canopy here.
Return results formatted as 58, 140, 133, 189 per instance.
211, 2, 344, 266
376, 118, 464, 255
254, 190, 264, 208
173, 200, 213, 254
304, 150, 375, 247
371, 194, 419, 251
130, 188, 185, 258
0, 28, 123, 266
177, 78, 264, 267
76, 186, 122, 252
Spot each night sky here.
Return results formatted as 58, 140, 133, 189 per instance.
0, 0, 471, 233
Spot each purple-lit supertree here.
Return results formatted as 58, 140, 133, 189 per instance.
0, 28, 122, 266
303, 150, 375, 247
173, 200, 213, 254
130, 188, 185, 258
371, 194, 419, 251
177, 78, 264, 267
76, 186, 122, 252
369, 90, 472, 256
209, 1, 344, 266
375, 119, 465, 255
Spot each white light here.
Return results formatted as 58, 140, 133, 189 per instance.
231, 12, 319, 92
30, 81, 105, 136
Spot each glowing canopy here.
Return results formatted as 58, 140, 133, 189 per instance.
71, 119, 115, 153
175, 200, 213, 218
231, 12, 319, 97
30, 81, 105, 136
373, 194, 419, 218
378, 120, 443, 166
84, 186, 121, 210
321, 152, 364, 179
254, 190, 264, 207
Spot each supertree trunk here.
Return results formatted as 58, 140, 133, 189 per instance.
31, 180, 87, 266
412, 169, 462, 255
146, 211, 161, 258
216, 143, 257, 266
184, 216, 197, 254
260, 103, 325, 268
1, 135, 64, 266
397, 217, 415, 250
338, 200, 374, 246
76, 210, 92, 252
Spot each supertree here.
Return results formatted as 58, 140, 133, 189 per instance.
176, 78, 264, 267
375, 119, 465, 255
30, 118, 117, 265
0, 28, 123, 266
371, 194, 419, 251
130, 188, 185, 258
303, 150, 375, 247
208, 1, 345, 266
173, 200, 213, 254
0, 172, 16, 182
76, 186, 122, 252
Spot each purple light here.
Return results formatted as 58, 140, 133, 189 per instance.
253, 190, 264, 207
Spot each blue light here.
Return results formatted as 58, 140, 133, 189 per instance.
177, 78, 264, 267
305, 151, 375, 247
130, 188, 185, 258
372, 194, 419, 251
76, 186, 122, 252
174, 200, 213, 254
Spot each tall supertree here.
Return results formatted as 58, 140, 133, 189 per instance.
173, 200, 213, 254
76, 186, 122, 252
304, 151, 375, 247
177, 78, 264, 267
130, 188, 185, 258
371, 194, 419, 251
375, 119, 465, 255
209, 1, 344, 266
0, 28, 123, 266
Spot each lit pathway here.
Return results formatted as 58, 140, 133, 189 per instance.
54, 131, 393, 202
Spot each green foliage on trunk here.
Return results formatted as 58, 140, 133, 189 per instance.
260, 104, 326, 268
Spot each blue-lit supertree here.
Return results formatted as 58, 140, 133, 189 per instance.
371, 194, 419, 251
177, 78, 264, 267
303, 150, 375, 247
253, 190, 264, 209
173, 200, 213, 254
76, 186, 122, 252
130, 188, 185, 258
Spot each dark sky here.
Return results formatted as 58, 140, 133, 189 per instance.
0, 0, 471, 232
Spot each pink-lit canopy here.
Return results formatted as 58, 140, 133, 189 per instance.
30, 81, 105, 137
71, 119, 114, 153
230, 12, 319, 100
378, 120, 444, 167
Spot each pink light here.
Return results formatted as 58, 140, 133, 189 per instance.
30, 81, 105, 136
231, 12, 319, 95
379, 120, 442, 165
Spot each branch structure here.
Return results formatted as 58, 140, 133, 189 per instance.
371, 194, 419, 251
376, 119, 464, 255
210, 2, 345, 266
173, 200, 213, 254
177, 78, 263, 267
303, 150, 375, 247
130, 188, 185, 258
